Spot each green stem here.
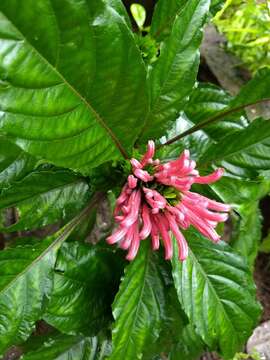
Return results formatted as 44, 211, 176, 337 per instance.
160, 98, 270, 147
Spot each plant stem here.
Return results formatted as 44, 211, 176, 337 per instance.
160, 98, 270, 147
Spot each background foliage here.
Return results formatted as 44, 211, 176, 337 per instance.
214, 0, 270, 74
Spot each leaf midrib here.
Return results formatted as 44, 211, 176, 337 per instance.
0, 174, 85, 209
0, 10, 127, 158
0, 210, 85, 296
204, 120, 270, 162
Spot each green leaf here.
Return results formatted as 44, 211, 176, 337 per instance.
151, 0, 223, 41
43, 242, 123, 335
0, 0, 148, 173
0, 137, 36, 191
159, 83, 245, 160
150, 0, 224, 41
0, 215, 84, 354
209, 0, 225, 16
184, 83, 247, 139
142, 267, 188, 359
150, 0, 186, 40
21, 333, 111, 360
201, 118, 270, 172
140, 0, 210, 142
110, 242, 166, 360
171, 82, 270, 178
130, 4, 146, 29
231, 203, 262, 269
209, 176, 270, 206
230, 68, 270, 112
0, 170, 91, 232
169, 324, 205, 360
171, 230, 261, 359
108, 0, 132, 28
158, 83, 248, 172
188, 72, 270, 172
260, 232, 270, 253
179, 82, 269, 178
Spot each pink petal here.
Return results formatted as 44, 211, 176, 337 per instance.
120, 190, 141, 227
156, 213, 173, 260
166, 205, 185, 222
139, 204, 152, 239
128, 175, 138, 189
182, 205, 220, 242
150, 215, 160, 250
140, 140, 155, 167
107, 226, 127, 244
165, 212, 188, 261
134, 168, 154, 182
194, 168, 224, 184
116, 184, 129, 206
120, 223, 136, 250
182, 199, 229, 222
130, 158, 142, 170
126, 221, 140, 261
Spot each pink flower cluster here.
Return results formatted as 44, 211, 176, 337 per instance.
107, 141, 230, 261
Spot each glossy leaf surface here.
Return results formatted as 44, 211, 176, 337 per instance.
231, 203, 262, 269
44, 242, 123, 335
0, 0, 148, 173
0, 170, 90, 232
201, 118, 270, 172
141, 0, 210, 142
0, 137, 36, 191
171, 231, 261, 359
0, 219, 81, 354
22, 333, 111, 360
110, 242, 166, 360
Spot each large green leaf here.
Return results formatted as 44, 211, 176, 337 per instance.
231, 68, 270, 110
163, 82, 270, 178
0, 214, 84, 354
158, 83, 245, 160
184, 83, 247, 140
158, 82, 245, 161
231, 203, 262, 269
43, 242, 123, 335
209, 0, 225, 16
171, 231, 261, 359
201, 118, 270, 172
110, 242, 166, 360
197, 69, 270, 174
140, 0, 210, 142
150, 0, 187, 41
150, 0, 223, 40
209, 176, 270, 207
21, 333, 111, 360
186, 71, 270, 174
0, 137, 36, 191
0, 169, 90, 232
169, 324, 205, 360
142, 267, 188, 359
0, 0, 147, 173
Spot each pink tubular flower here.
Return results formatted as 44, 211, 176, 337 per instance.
107, 140, 231, 261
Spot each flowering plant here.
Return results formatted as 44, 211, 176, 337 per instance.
0, 1, 269, 359
108, 141, 230, 261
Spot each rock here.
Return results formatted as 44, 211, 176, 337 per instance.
247, 321, 270, 359
200, 24, 250, 95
